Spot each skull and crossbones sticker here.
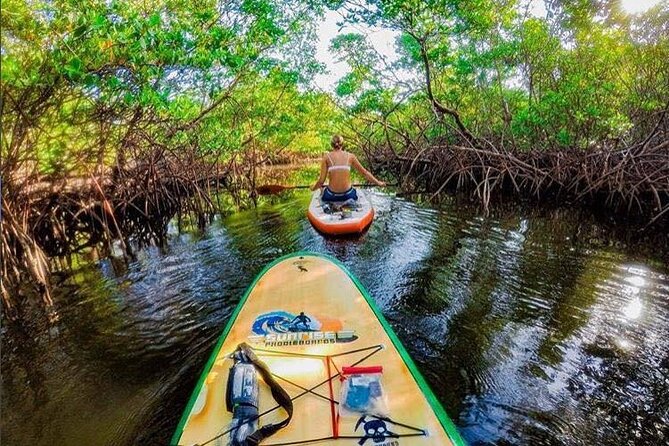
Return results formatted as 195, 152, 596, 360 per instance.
354, 416, 399, 445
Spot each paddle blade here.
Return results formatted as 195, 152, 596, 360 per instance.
256, 184, 312, 195
256, 184, 290, 195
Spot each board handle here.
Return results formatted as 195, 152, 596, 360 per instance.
342, 365, 383, 375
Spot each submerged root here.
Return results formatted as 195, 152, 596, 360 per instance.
1, 199, 53, 317
1, 147, 233, 316
368, 122, 669, 230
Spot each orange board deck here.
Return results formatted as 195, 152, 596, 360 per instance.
307, 190, 374, 235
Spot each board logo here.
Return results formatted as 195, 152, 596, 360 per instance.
248, 310, 357, 346
252, 310, 319, 334
355, 416, 399, 445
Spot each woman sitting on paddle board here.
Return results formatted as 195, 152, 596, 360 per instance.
311, 134, 385, 201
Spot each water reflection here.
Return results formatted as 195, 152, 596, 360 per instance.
622, 297, 643, 320
2, 191, 668, 446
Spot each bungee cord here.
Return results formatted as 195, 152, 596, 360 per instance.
185, 344, 427, 446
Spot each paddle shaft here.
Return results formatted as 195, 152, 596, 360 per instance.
256, 183, 396, 195
291, 183, 392, 189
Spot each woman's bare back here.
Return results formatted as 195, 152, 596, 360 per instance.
311, 135, 385, 192
325, 150, 352, 192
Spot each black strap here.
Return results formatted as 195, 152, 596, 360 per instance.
235, 343, 294, 445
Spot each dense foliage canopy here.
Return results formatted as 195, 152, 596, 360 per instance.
2, 0, 340, 182
2, 0, 667, 178
333, 0, 668, 150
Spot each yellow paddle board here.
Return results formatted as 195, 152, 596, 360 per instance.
172, 252, 465, 446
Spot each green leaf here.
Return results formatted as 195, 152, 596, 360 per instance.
73, 24, 87, 38
64, 57, 83, 79
93, 14, 106, 29
149, 13, 160, 27
0, 57, 19, 82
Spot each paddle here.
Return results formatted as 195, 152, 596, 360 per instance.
256, 183, 396, 195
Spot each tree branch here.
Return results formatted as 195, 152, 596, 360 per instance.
408, 31, 478, 146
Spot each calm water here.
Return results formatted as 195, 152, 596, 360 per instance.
2, 191, 669, 446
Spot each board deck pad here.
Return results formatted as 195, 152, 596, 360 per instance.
307, 190, 374, 234
172, 253, 465, 446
